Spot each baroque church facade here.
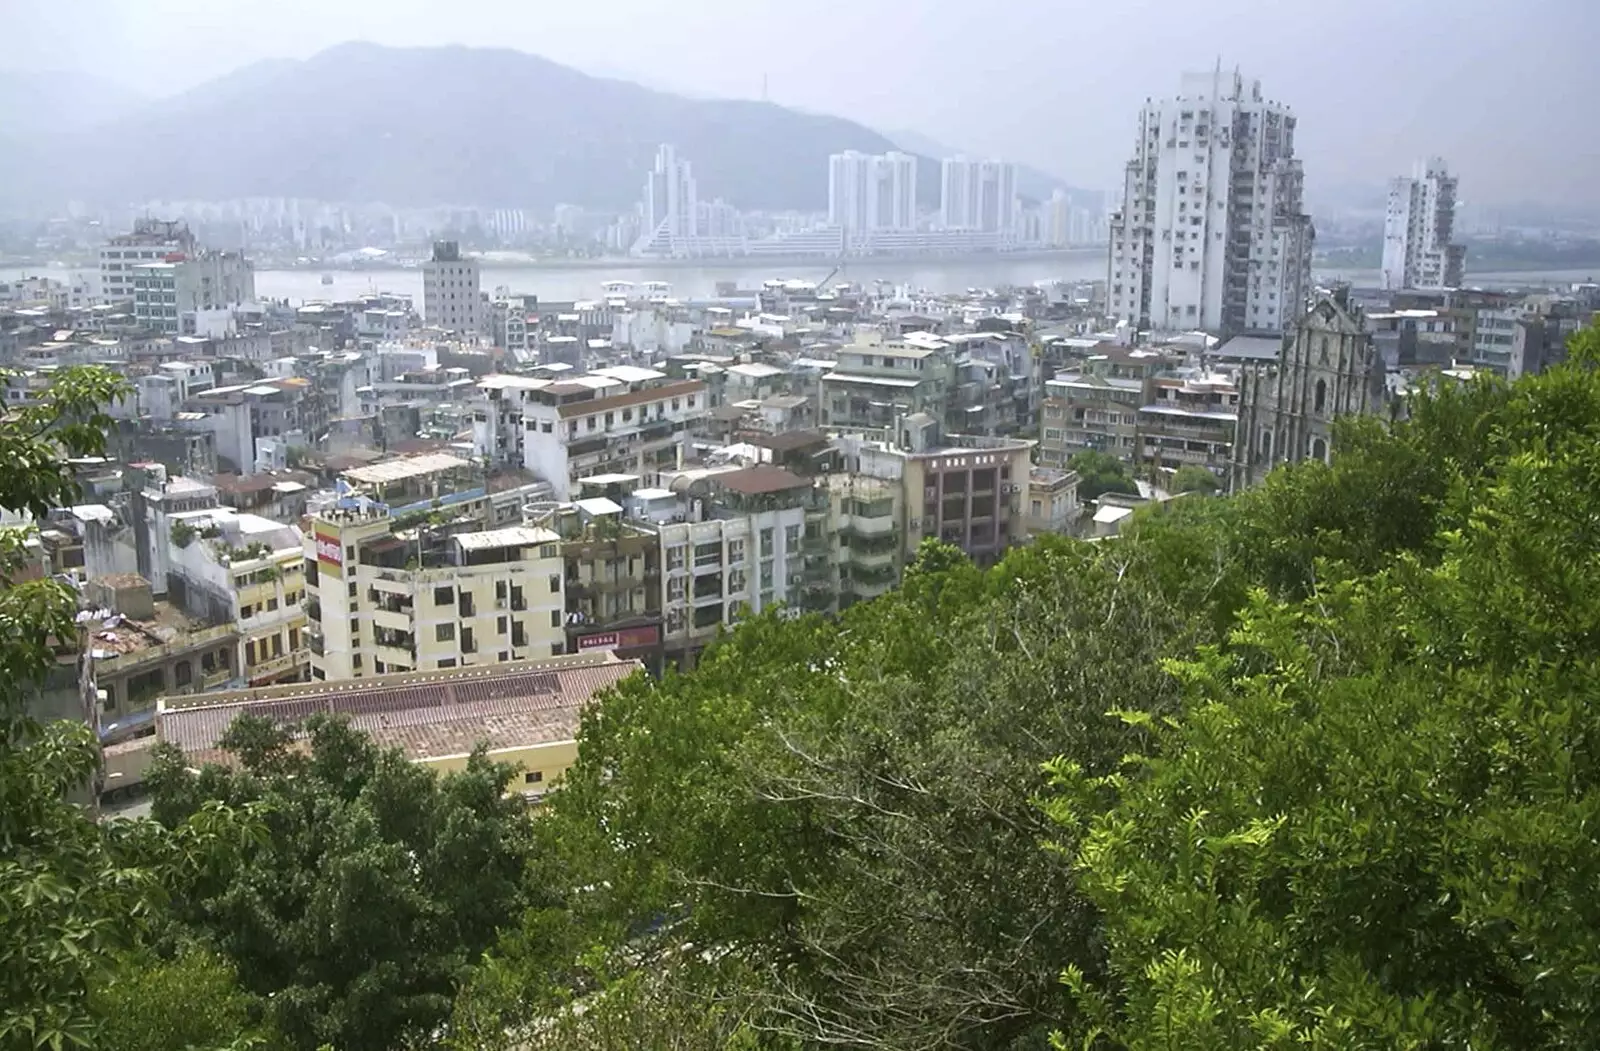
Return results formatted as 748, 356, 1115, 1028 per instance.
1227, 289, 1389, 492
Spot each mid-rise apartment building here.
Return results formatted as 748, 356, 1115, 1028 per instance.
655, 464, 821, 668
529, 500, 665, 674
838, 413, 1035, 566
1038, 348, 1179, 467
305, 505, 566, 681
820, 331, 958, 431
1136, 368, 1240, 481
473, 369, 706, 500
132, 250, 256, 335
1381, 158, 1466, 291
421, 241, 483, 335
1108, 69, 1314, 337
100, 218, 197, 303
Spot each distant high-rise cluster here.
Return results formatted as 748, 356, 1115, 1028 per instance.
1108, 69, 1315, 337
939, 157, 1018, 234
1381, 158, 1466, 291
636, 144, 700, 253
827, 151, 918, 238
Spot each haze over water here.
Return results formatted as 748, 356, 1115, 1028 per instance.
5, 256, 1598, 307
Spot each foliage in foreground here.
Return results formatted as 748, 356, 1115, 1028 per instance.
144, 715, 534, 1051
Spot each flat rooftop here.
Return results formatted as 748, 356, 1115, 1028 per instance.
157, 653, 641, 766
343, 452, 475, 485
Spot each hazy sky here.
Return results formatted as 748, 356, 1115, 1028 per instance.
5, 0, 1598, 207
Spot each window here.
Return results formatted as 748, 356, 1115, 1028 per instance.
524, 770, 543, 785
667, 545, 686, 570
462, 627, 477, 653
668, 576, 686, 601
727, 539, 745, 564
438, 658, 457, 669
434, 586, 454, 605
497, 615, 507, 634
784, 524, 801, 549
550, 610, 561, 628
1314, 378, 1327, 413
760, 528, 774, 557
348, 582, 357, 598
512, 621, 526, 647
436, 623, 455, 642
496, 580, 507, 601
549, 574, 561, 592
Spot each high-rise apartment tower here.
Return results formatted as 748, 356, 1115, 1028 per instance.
1108, 69, 1314, 337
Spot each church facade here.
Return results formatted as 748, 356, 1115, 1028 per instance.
1227, 290, 1388, 492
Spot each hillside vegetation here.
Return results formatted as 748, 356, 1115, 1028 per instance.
2, 321, 1599, 1051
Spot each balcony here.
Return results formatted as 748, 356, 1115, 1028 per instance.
851, 547, 896, 570
247, 650, 307, 683
372, 643, 414, 669
850, 514, 895, 537
371, 607, 412, 632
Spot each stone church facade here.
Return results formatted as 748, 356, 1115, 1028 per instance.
1227, 290, 1388, 492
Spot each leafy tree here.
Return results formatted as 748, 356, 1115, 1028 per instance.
1068, 450, 1138, 502
1167, 465, 1218, 494
1044, 327, 1600, 1049
0, 366, 147, 1051
478, 539, 1207, 1050
89, 948, 279, 1051
146, 714, 534, 1051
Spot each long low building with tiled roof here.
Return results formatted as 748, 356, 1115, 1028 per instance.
152, 651, 641, 796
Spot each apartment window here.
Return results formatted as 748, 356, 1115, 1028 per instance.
497, 615, 508, 635
667, 545, 686, 570
668, 576, 686, 601
496, 580, 507, 602
499, 651, 510, 662
436, 623, 455, 642
462, 627, 477, 654
348, 582, 357, 599
523, 770, 543, 785
622, 408, 633, 422
551, 642, 565, 656
541, 544, 558, 559
438, 658, 457, 669
784, 524, 801, 550
605, 412, 614, 426
512, 621, 527, 647
760, 528, 774, 557
512, 585, 526, 610
760, 563, 774, 589
352, 654, 362, 669
459, 593, 475, 617
548, 574, 561, 593
434, 586, 454, 605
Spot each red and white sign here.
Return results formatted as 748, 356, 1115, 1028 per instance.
315, 533, 343, 566
576, 624, 661, 651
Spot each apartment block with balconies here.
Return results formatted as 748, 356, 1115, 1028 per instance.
1136, 368, 1240, 483
305, 502, 565, 682
527, 500, 665, 674
1039, 347, 1178, 467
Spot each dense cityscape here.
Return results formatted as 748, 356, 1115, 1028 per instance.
3, 25, 1600, 1051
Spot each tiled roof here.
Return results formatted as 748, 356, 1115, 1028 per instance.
158, 654, 639, 766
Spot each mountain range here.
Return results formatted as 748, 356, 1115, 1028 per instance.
0, 43, 1074, 216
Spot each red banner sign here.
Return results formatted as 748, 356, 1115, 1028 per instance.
576, 624, 661, 651
315, 533, 342, 565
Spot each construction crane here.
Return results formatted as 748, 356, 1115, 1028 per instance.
815, 263, 844, 295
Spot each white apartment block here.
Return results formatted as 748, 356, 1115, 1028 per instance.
306, 511, 566, 681
829, 151, 919, 237
938, 156, 1018, 234
472, 368, 707, 500
100, 218, 197, 304
132, 253, 256, 335
421, 240, 483, 335
1381, 158, 1466, 291
1108, 69, 1314, 338
656, 464, 813, 664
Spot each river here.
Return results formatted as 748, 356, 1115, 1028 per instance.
5, 253, 1598, 306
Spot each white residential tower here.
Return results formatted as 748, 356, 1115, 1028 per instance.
1107, 69, 1315, 337
1380, 157, 1465, 290
828, 151, 918, 238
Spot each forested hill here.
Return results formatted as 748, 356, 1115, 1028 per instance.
7, 321, 1600, 1051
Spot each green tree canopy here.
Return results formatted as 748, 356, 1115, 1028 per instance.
146, 714, 535, 1051
1167, 464, 1219, 494
1068, 449, 1139, 502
